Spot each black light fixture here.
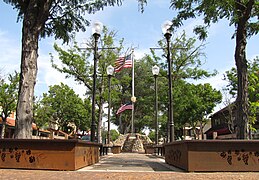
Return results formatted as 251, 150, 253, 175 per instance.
106, 65, 114, 148
161, 20, 174, 142
152, 65, 160, 145
91, 21, 103, 142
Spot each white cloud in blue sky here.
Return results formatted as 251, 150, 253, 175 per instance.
0, 0, 258, 107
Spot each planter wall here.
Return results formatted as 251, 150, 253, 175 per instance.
144, 145, 155, 154
0, 139, 100, 171
165, 140, 259, 172
112, 145, 121, 154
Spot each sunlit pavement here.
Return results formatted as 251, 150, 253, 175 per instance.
79, 153, 182, 172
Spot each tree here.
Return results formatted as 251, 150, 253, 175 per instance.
150, 31, 217, 139
177, 83, 222, 139
51, 27, 124, 142
164, 0, 259, 139
101, 129, 120, 142
0, 72, 19, 138
156, 31, 216, 81
36, 83, 90, 133
111, 32, 217, 137
3, 0, 124, 139
224, 57, 259, 137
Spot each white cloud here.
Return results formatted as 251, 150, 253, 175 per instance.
197, 73, 227, 91
177, 18, 204, 38
36, 49, 87, 98
0, 30, 21, 74
134, 48, 150, 59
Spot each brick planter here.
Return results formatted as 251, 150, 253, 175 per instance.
0, 139, 101, 171
144, 145, 155, 154
112, 145, 121, 154
165, 140, 259, 172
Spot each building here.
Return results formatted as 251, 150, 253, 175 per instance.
205, 102, 259, 139
0, 112, 37, 138
0, 116, 16, 138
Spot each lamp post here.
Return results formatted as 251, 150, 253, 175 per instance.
91, 21, 103, 142
161, 20, 174, 142
152, 65, 160, 145
106, 65, 114, 148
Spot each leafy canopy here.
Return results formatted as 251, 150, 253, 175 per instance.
224, 57, 259, 124
4, 0, 123, 43
35, 83, 90, 132
0, 72, 19, 119
168, 0, 259, 39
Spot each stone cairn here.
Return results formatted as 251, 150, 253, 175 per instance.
113, 133, 153, 153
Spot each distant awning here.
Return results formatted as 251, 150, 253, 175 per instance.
205, 126, 231, 137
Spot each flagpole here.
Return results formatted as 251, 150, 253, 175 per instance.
131, 49, 135, 134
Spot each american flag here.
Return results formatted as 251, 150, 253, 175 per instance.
114, 54, 132, 72
116, 103, 133, 115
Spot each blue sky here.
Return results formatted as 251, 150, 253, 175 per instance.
0, 0, 258, 112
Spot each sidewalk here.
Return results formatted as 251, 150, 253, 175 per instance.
1, 153, 259, 179
79, 153, 182, 172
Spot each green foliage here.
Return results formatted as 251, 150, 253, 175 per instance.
0, 72, 19, 138
224, 57, 259, 125
225, 57, 259, 99
33, 97, 51, 128
111, 31, 221, 136
0, 72, 19, 119
4, 0, 123, 43
110, 129, 120, 141
158, 31, 216, 81
169, 0, 258, 40
101, 129, 120, 142
34, 83, 90, 132
172, 81, 222, 139
51, 24, 223, 139
164, 0, 258, 139
51, 27, 125, 140
148, 130, 155, 142
51, 41, 92, 90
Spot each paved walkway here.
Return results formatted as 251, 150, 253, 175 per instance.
1, 153, 259, 179
79, 153, 182, 172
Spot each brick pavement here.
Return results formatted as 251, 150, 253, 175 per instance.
1, 153, 259, 179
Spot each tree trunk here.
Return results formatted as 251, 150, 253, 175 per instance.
1, 120, 6, 138
234, 0, 254, 139
15, 16, 38, 139
235, 30, 248, 139
97, 80, 105, 143
15, 1, 51, 139
119, 114, 122, 134
97, 102, 104, 143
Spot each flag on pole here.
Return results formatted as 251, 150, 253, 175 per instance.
114, 57, 124, 72
116, 103, 133, 115
114, 54, 132, 72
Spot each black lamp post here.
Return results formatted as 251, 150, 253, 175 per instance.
106, 65, 114, 148
162, 20, 174, 142
91, 21, 103, 142
152, 65, 160, 145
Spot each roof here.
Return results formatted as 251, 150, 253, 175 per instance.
209, 102, 237, 118
0, 117, 37, 130
0, 117, 15, 126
